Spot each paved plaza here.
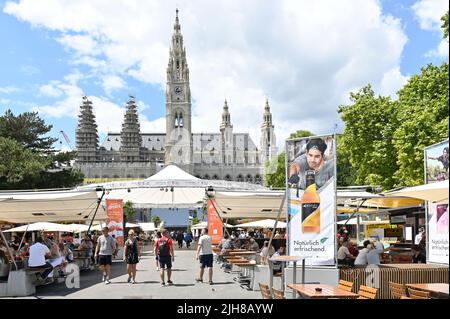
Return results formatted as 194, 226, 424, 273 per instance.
25, 247, 262, 299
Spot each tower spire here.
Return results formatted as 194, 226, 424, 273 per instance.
220, 99, 232, 130
174, 8, 180, 31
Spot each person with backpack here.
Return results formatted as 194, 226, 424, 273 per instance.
154, 230, 174, 286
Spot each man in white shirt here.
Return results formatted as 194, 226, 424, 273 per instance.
414, 227, 425, 245
28, 237, 53, 281
367, 238, 385, 265
337, 241, 355, 266
354, 240, 373, 266
195, 228, 214, 285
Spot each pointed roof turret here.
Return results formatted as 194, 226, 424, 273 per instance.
220, 99, 233, 130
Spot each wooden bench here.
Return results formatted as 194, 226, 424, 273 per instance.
338, 279, 354, 292
357, 285, 378, 299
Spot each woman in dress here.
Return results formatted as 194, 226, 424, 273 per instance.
123, 229, 141, 284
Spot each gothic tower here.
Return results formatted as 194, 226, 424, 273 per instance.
260, 99, 277, 163
76, 96, 98, 162
220, 99, 234, 165
164, 9, 192, 168
120, 95, 142, 162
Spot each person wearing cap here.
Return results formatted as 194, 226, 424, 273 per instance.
288, 137, 334, 191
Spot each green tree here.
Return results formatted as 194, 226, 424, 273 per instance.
289, 130, 315, 139
263, 152, 286, 188
0, 110, 84, 189
392, 63, 449, 186
0, 137, 50, 188
336, 136, 357, 187
442, 11, 449, 40
151, 215, 161, 227
0, 109, 57, 153
123, 201, 136, 226
338, 85, 399, 190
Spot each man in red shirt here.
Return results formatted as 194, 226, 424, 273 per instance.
154, 230, 175, 286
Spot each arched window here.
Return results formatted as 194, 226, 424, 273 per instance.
225, 174, 232, 181
212, 175, 219, 180
237, 174, 244, 182
255, 175, 262, 185
246, 174, 253, 183
204, 174, 210, 180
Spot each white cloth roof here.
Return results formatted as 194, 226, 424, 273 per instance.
62, 223, 90, 232
145, 164, 199, 181
0, 190, 105, 223
3, 222, 71, 232
125, 222, 140, 228
387, 180, 449, 204
191, 221, 233, 230
234, 219, 287, 228
138, 222, 156, 232
211, 190, 286, 219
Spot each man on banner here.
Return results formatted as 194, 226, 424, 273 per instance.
288, 137, 334, 192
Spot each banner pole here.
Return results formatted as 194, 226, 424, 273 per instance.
88, 188, 106, 233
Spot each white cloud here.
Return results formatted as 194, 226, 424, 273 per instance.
425, 39, 450, 58
39, 82, 64, 97
377, 67, 410, 99
5, 0, 410, 149
412, 0, 448, 31
0, 86, 20, 94
20, 64, 40, 75
0, 98, 11, 105
102, 75, 126, 95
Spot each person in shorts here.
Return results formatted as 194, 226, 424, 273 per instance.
154, 230, 174, 286
94, 227, 116, 284
195, 228, 214, 285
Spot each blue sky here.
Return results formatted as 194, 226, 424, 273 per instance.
0, 0, 448, 152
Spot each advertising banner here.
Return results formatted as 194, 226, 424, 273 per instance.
207, 199, 223, 245
424, 140, 449, 264
106, 199, 124, 257
286, 135, 336, 265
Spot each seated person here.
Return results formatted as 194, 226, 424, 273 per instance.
348, 240, 359, 257
411, 245, 426, 263
46, 237, 66, 276
259, 241, 275, 264
247, 238, 260, 252
271, 246, 286, 275
354, 240, 373, 266
218, 234, 233, 253
28, 237, 53, 282
232, 238, 242, 249
337, 240, 355, 266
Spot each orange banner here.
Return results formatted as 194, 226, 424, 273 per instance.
106, 199, 124, 247
207, 199, 223, 245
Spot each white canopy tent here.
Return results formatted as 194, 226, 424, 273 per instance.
234, 219, 287, 229
3, 222, 71, 233
138, 222, 156, 232
0, 189, 105, 223
386, 180, 449, 204
78, 164, 267, 209
191, 221, 234, 230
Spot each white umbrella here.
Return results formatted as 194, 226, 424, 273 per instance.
387, 180, 449, 203
191, 221, 234, 230
3, 222, 71, 232
234, 219, 287, 229
125, 222, 140, 228
64, 223, 90, 232
138, 222, 156, 232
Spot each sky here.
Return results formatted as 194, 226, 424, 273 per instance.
0, 0, 448, 153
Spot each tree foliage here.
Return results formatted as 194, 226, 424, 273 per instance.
0, 110, 84, 189
338, 63, 449, 190
123, 201, 136, 224
289, 130, 315, 139
392, 63, 449, 186
0, 137, 50, 188
338, 85, 398, 189
442, 11, 449, 41
0, 109, 57, 153
263, 152, 286, 188
151, 215, 161, 227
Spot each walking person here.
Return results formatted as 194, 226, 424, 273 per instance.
154, 230, 175, 286
176, 231, 184, 249
195, 228, 214, 285
124, 229, 141, 284
95, 227, 116, 284
154, 231, 162, 271
184, 232, 193, 249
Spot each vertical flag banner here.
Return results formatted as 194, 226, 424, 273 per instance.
106, 199, 124, 255
424, 140, 449, 264
207, 199, 223, 245
286, 135, 336, 265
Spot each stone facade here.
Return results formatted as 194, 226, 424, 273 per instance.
74, 10, 277, 184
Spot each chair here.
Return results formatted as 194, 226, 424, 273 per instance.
259, 283, 272, 299
338, 279, 354, 292
407, 287, 431, 299
389, 282, 407, 299
357, 285, 378, 299
272, 287, 285, 299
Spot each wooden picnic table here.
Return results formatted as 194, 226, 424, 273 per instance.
287, 283, 359, 299
228, 251, 257, 255
406, 283, 449, 298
